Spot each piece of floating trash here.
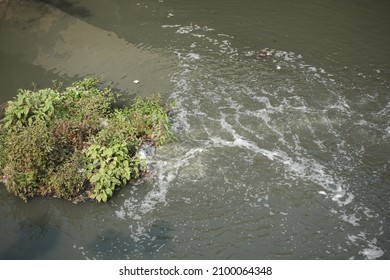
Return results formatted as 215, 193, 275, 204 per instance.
276, 65, 281, 70
133, 80, 140, 84
257, 48, 275, 58
257, 51, 268, 58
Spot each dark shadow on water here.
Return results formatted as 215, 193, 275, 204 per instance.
84, 220, 175, 259
0, 51, 69, 103
0, 212, 60, 259
34, 0, 91, 18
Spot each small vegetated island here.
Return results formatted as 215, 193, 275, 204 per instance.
0, 78, 175, 203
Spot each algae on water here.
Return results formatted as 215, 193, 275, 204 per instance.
0, 78, 175, 203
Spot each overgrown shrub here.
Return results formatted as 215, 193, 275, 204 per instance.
3, 88, 61, 129
94, 108, 140, 149
130, 95, 175, 145
46, 151, 87, 200
2, 121, 54, 200
58, 78, 115, 122
85, 141, 146, 202
0, 78, 174, 203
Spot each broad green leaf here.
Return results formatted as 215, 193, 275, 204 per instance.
101, 191, 107, 202
90, 173, 100, 183
106, 188, 113, 197
4, 120, 12, 129
102, 148, 112, 157
16, 110, 22, 119
111, 177, 121, 186
23, 105, 29, 116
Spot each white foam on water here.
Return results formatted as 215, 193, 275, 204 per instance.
161, 24, 181, 28
187, 53, 200, 60
138, 174, 171, 215
340, 213, 361, 227
348, 233, 385, 260
163, 24, 215, 35
114, 144, 210, 243
360, 247, 385, 260
115, 160, 170, 221
200, 107, 357, 209
176, 26, 193, 34
111, 18, 388, 258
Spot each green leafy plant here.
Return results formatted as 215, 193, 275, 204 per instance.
2, 121, 54, 201
2, 88, 61, 130
85, 142, 146, 202
129, 95, 176, 145
46, 151, 87, 199
94, 108, 140, 149
0, 78, 174, 203
56, 78, 115, 122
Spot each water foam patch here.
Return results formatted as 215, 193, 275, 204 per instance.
155, 17, 389, 258
360, 246, 385, 260
348, 233, 385, 260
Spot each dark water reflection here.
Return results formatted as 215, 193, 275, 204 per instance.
35, 0, 91, 18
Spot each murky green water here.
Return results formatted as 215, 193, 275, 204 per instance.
0, 0, 389, 259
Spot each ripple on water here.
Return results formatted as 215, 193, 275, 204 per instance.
80, 17, 388, 260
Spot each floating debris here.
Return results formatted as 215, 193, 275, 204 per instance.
133, 80, 140, 84
257, 48, 275, 58
257, 51, 268, 58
